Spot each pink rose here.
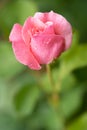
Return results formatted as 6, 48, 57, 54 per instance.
9, 11, 72, 70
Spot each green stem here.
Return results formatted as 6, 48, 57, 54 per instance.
46, 64, 59, 107
46, 64, 54, 89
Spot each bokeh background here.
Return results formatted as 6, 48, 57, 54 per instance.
0, 0, 87, 130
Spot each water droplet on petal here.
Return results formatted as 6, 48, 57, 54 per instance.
46, 41, 49, 44
46, 39, 51, 44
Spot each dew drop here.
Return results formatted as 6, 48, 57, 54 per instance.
46, 41, 49, 44
45, 39, 51, 44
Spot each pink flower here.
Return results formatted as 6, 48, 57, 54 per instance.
9, 11, 72, 70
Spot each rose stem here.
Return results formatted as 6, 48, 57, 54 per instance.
46, 64, 54, 88
46, 64, 59, 107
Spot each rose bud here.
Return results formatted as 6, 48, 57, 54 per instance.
9, 11, 72, 70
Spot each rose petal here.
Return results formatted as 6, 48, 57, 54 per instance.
22, 17, 32, 45
31, 34, 65, 64
9, 24, 41, 70
34, 11, 72, 50
34, 12, 47, 23
47, 11, 72, 50
12, 41, 41, 70
22, 17, 45, 46
9, 24, 22, 42
43, 21, 55, 34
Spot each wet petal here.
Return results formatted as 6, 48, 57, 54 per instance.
22, 17, 45, 46
31, 34, 65, 64
47, 11, 72, 50
34, 11, 72, 50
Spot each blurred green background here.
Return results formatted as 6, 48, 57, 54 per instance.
0, 0, 87, 130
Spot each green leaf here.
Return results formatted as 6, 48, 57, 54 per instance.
59, 32, 87, 79
67, 113, 87, 130
60, 84, 84, 119
0, 79, 8, 110
42, 107, 64, 130
0, 79, 13, 112
14, 85, 41, 117
31, 103, 65, 130
0, 112, 27, 130
61, 74, 77, 92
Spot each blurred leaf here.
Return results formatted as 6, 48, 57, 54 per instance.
0, 112, 26, 130
29, 103, 65, 130
60, 73, 77, 92
9, 70, 37, 97
41, 106, 64, 130
52, 69, 77, 94
0, 79, 10, 110
0, 42, 25, 79
73, 66, 87, 83
60, 43, 87, 79
14, 85, 41, 117
60, 84, 84, 119
67, 113, 87, 130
